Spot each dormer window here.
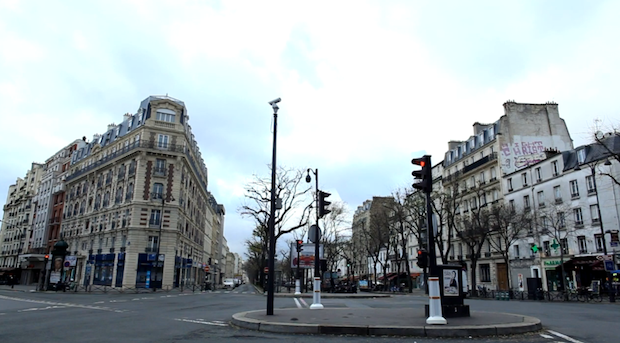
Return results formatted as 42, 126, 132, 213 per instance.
156, 109, 176, 123
577, 149, 586, 164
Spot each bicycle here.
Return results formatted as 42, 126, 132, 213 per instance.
577, 289, 602, 302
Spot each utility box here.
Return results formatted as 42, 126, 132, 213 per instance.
425, 265, 470, 318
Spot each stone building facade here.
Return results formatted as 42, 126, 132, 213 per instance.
58, 95, 224, 290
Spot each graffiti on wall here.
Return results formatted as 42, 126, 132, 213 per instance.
500, 140, 546, 173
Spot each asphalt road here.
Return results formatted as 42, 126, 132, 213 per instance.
0, 285, 614, 343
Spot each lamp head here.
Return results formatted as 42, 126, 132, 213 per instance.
305, 172, 311, 183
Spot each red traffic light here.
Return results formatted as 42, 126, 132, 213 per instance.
296, 240, 303, 245
44, 254, 49, 259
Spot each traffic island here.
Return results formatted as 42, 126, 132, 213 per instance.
231, 308, 541, 338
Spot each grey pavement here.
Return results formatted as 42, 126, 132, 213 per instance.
232, 307, 542, 338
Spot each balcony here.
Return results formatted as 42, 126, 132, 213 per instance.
463, 153, 497, 174
145, 247, 158, 253
153, 168, 166, 177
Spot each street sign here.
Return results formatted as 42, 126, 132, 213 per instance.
604, 260, 615, 271
309, 224, 321, 243
204, 266, 210, 272
264, 267, 269, 274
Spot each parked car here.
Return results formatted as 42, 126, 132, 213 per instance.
223, 278, 235, 289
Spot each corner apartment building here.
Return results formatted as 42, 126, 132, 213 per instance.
59, 95, 225, 289
439, 101, 573, 290
504, 134, 620, 291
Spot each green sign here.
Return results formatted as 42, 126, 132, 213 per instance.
544, 260, 561, 266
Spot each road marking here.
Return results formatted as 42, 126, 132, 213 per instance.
547, 330, 585, 343
293, 298, 303, 308
540, 334, 554, 339
93, 301, 105, 304
299, 298, 309, 308
18, 305, 66, 312
174, 318, 228, 327
109, 300, 127, 303
0, 295, 126, 313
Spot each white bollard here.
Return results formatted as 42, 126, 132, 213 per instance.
426, 276, 447, 325
309, 277, 324, 309
294, 278, 301, 295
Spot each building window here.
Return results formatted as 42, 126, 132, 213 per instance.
149, 210, 161, 227
480, 193, 487, 206
574, 207, 583, 226
509, 199, 515, 212
570, 180, 579, 198
554, 186, 562, 204
586, 175, 596, 194
156, 109, 176, 123
523, 195, 530, 210
103, 191, 110, 208
470, 197, 477, 210
535, 167, 542, 182
148, 236, 159, 251
157, 134, 169, 149
480, 171, 486, 184
543, 241, 550, 256
537, 191, 545, 208
560, 238, 569, 254
590, 204, 600, 224
578, 236, 587, 254
115, 186, 123, 204
522, 173, 528, 186
514, 245, 520, 257
507, 178, 513, 191
595, 234, 604, 252
153, 183, 164, 200
490, 167, 497, 180
558, 212, 565, 228
493, 190, 499, 202
480, 264, 491, 282
125, 182, 134, 201
470, 176, 476, 189
551, 161, 559, 176
577, 149, 586, 164
155, 159, 166, 175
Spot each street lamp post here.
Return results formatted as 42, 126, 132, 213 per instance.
266, 98, 281, 316
306, 168, 324, 309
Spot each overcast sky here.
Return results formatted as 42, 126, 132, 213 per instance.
1, 0, 619, 257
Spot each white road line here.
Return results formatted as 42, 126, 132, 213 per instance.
0, 295, 126, 313
299, 298, 309, 308
93, 301, 105, 304
174, 318, 228, 327
547, 330, 585, 343
540, 334, 554, 339
293, 298, 303, 308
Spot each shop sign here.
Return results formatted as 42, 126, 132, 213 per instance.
543, 259, 561, 268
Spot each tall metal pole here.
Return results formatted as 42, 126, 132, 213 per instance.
266, 99, 280, 315
310, 168, 323, 309
591, 165, 615, 302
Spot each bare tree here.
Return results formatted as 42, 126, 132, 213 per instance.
534, 203, 577, 292
487, 203, 531, 290
454, 186, 493, 294
431, 186, 460, 264
318, 201, 350, 291
592, 126, 620, 186
239, 166, 312, 286
385, 188, 415, 292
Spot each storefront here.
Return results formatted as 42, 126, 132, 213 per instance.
136, 253, 163, 289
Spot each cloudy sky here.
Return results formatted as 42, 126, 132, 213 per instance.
1, 0, 619, 257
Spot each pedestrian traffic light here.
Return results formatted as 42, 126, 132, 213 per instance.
318, 190, 331, 218
416, 249, 428, 269
296, 240, 303, 252
412, 155, 432, 193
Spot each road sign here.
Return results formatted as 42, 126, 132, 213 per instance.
604, 260, 615, 271
264, 267, 269, 274
204, 265, 210, 272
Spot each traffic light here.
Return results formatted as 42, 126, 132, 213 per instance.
416, 249, 428, 269
44, 254, 49, 259
412, 155, 432, 193
296, 240, 303, 252
318, 190, 331, 218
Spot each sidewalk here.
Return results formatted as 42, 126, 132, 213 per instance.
231, 308, 541, 338
0, 284, 207, 294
